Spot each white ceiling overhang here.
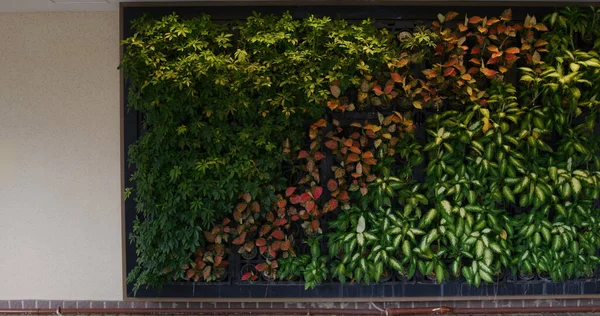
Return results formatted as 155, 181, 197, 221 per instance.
0, 0, 599, 13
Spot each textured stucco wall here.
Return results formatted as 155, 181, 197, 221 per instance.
0, 12, 121, 300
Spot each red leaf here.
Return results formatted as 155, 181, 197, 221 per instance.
487, 57, 499, 65
271, 229, 285, 240
289, 194, 300, 204
471, 46, 481, 55
305, 200, 316, 212
384, 84, 394, 94
233, 210, 242, 222
298, 150, 309, 159
277, 199, 287, 208
233, 232, 246, 245
271, 260, 279, 269
241, 272, 253, 281
256, 238, 267, 247
325, 140, 338, 150
329, 199, 339, 211
251, 201, 260, 213
349, 146, 361, 154
469, 58, 481, 65
285, 187, 296, 197
327, 179, 338, 192
467, 67, 479, 74
312, 186, 323, 199
343, 139, 353, 147
312, 220, 320, 230
215, 255, 223, 266
314, 152, 325, 161
242, 193, 252, 203
274, 218, 288, 226
255, 263, 268, 272
299, 192, 312, 203
186, 269, 195, 280
390, 73, 402, 82
373, 86, 384, 96
236, 203, 247, 212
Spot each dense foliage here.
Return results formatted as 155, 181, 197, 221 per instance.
122, 7, 600, 292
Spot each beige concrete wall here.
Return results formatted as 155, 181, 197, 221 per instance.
0, 12, 121, 300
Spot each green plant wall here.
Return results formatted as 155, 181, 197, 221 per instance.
121, 7, 600, 291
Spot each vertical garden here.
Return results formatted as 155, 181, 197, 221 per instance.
121, 6, 600, 295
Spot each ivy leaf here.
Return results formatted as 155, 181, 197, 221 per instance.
357, 216, 366, 233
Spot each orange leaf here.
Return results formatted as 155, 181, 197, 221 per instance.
236, 203, 248, 212
363, 158, 377, 165
349, 146, 361, 154
481, 68, 498, 78
486, 17, 500, 26
500, 8, 512, 21
471, 46, 481, 54
469, 16, 483, 24
477, 26, 488, 33
445, 11, 459, 21
327, 100, 339, 111
390, 72, 402, 82
343, 138, 353, 147
499, 66, 508, 73
458, 23, 468, 32
534, 40, 548, 48
461, 74, 472, 80
361, 151, 374, 159
534, 24, 548, 31
444, 67, 456, 77
505, 47, 520, 54
347, 153, 360, 163
443, 59, 457, 68
469, 58, 481, 65
487, 45, 499, 53
338, 190, 349, 201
